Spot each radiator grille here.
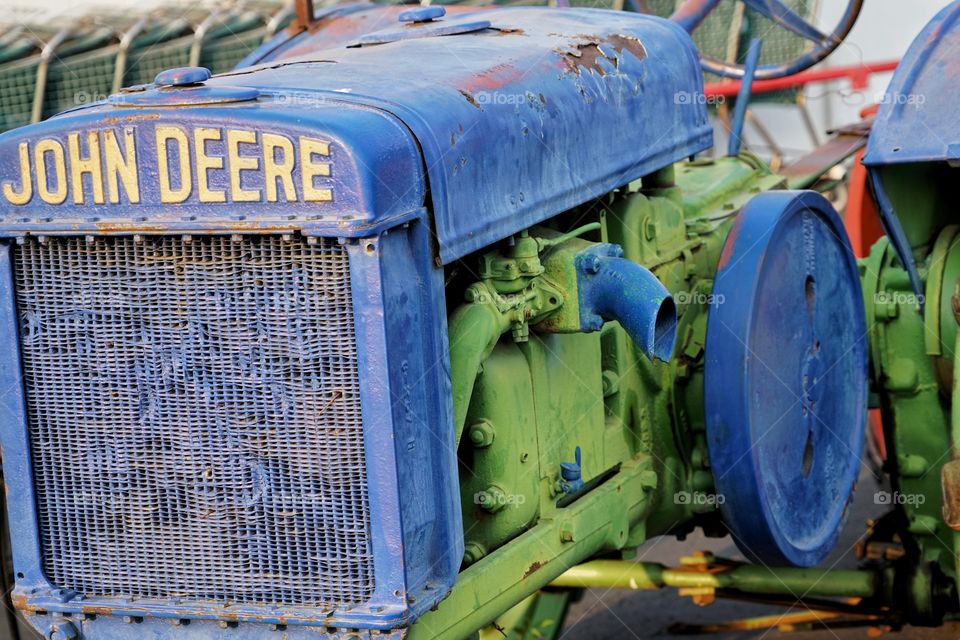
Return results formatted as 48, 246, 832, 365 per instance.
14, 235, 373, 607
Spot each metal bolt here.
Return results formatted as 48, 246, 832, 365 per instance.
47, 621, 78, 640
463, 542, 486, 565
477, 485, 507, 513
585, 255, 602, 273
468, 421, 495, 448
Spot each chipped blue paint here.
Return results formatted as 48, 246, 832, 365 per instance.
863, 1, 960, 167
236, 6, 713, 263
0, 8, 711, 259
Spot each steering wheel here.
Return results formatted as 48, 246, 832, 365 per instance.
667, 0, 863, 80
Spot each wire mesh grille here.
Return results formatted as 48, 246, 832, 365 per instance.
15, 235, 374, 607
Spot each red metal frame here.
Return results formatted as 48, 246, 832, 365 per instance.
704, 60, 900, 98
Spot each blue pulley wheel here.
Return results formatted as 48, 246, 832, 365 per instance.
705, 190, 867, 567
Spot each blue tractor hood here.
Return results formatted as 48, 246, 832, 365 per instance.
240, 6, 713, 262
0, 7, 712, 263
863, 1, 960, 168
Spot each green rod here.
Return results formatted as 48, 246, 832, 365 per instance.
551, 560, 877, 598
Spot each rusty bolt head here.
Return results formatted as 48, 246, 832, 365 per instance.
47, 621, 78, 640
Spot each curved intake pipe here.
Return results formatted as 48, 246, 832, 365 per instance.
448, 243, 677, 444
575, 244, 677, 362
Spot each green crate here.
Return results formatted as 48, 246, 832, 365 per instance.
0, 6, 282, 133
0, 28, 40, 65
0, 27, 116, 131
123, 12, 269, 87
198, 12, 270, 72
40, 21, 194, 121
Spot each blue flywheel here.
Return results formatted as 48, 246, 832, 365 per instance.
705, 190, 867, 567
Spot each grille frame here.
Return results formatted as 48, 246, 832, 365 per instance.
0, 225, 463, 631
16, 234, 375, 608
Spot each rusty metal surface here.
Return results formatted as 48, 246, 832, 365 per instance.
941, 460, 960, 531
779, 119, 872, 187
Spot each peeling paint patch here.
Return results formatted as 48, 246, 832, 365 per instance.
560, 33, 647, 76
523, 560, 544, 578
459, 89, 482, 110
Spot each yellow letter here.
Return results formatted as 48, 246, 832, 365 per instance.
156, 125, 191, 204
2, 142, 32, 205
34, 139, 67, 205
263, 133, 296, 202
103, 128, 140, 204
300, 137, 332, 202
68, 131, 104, 205
193, 127, 225, 203
227, 129, 260, 202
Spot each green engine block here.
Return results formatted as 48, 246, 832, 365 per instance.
412, 155, 789, 639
